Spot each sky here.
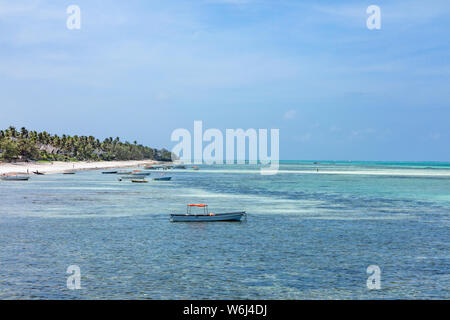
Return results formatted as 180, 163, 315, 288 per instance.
0, 0, 449, 161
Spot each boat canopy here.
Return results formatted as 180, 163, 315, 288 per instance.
187, 204, 209, 215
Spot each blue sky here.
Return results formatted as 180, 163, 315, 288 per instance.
0, 0, 449, 160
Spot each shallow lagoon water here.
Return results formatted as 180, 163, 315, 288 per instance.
0, 161, 449, 299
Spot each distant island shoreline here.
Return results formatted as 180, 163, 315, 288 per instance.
0, 126, 174, 163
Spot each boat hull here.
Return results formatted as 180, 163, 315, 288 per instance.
170, 212, 246, 222
120, 175, 145, 179
154, 177, 172, 181
1, 176, 30, 181
132, 179, 148, 183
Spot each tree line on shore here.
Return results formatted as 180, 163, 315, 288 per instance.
0, 126, 173, 162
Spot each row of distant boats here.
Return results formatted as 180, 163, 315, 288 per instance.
0, 164, 200, 182
143, 164, 199, 170
1, 166, 247, 223
105, 164, 199, 183
108, 169, 173, 183
137, 166, 246, 221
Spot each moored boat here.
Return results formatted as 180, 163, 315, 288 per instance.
33, 171, 45, 175
170, 204, 246, 222
153, 173, 171, 181
146, 164, 172, 170
153, 176, 172, 181
117, 170, 133, 175
119, 175, 145, 180
1, 174, 30, 181
102, 171, 118, 174
132, 179, 148, 183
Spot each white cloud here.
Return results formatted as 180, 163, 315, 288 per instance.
0, 1, 39, 17
348, 128, 376, 141
283, 109, 297, 120
329, 126, 341, 133
428, 132, 441, 140
295, 133, 312, 142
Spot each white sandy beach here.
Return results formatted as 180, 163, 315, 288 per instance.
0, 160, 160, 175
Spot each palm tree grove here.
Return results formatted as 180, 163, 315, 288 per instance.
0, 126, 173, 162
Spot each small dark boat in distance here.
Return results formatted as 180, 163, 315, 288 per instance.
33, 171, 45, 175
119, 175, 145, 180
131, 172, 151, 176
153, 172, 171, 181
102, 171, 118, 174
170, 204, 246, 222
63, 172, 76, 175
153, 176, 172, 181
1, 174, 30, 181
132, 179, 148, 183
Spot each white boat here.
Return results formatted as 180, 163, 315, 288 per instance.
118, 171, 149, 179
119, 175, 145, 180
132, 172, 151, 176
170, 204, 246, 222
1, 174, 30, 181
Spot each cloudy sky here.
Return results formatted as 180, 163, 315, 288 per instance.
1, 0, 449, 160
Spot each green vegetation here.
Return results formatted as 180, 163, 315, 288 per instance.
0, 126, 173, 162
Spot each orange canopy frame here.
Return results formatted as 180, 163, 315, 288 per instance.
187, 204, 208, 207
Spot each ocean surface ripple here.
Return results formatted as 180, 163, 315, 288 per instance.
0, 161, 449, 299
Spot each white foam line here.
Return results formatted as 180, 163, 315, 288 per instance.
195, 169, 450, 177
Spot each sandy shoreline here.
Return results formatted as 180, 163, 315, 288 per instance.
0, 160, 160, 175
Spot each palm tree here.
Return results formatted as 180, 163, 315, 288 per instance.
20, 127, 28, 139
1, 126, 162, 162
8, 126, 17, 138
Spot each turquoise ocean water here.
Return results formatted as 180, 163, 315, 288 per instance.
0, 161, 449, 299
